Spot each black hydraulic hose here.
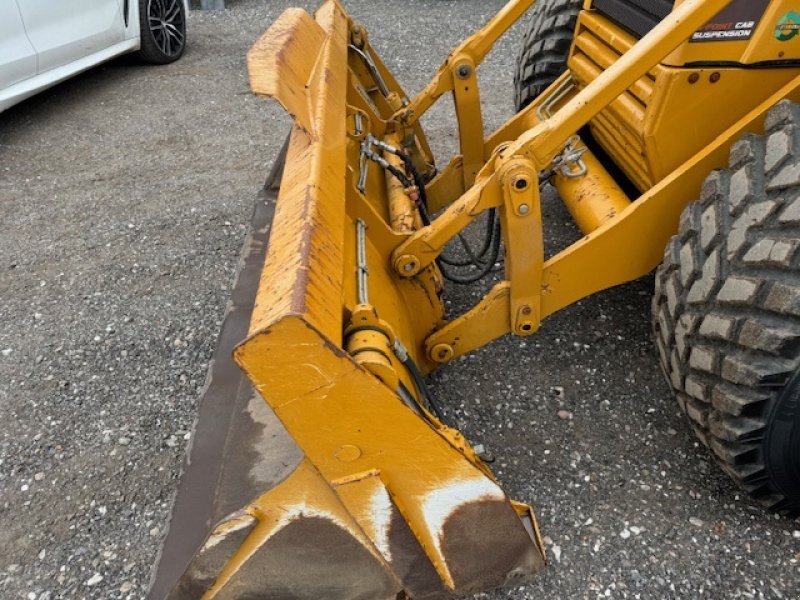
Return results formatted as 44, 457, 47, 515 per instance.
372, 139, 501, 284
363, 149, 413, 189
400, 351, 446, 423
397, 382, 424, 418
438, 209, 498, 267
437, 216, 502, 284
402, 156, 429, 211
365, 146, 434, 230
418, 195, 501, 284
416, 196, 432, 227
371, 137, 430, 212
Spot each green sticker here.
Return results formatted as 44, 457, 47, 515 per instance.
775, 11, 800, 41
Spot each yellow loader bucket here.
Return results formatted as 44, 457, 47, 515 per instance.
159, 2, 545, 598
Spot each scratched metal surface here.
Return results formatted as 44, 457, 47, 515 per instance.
1, 2, 798, 599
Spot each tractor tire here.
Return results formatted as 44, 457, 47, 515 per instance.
514, 0, 582, 111
653, 100, 800, 515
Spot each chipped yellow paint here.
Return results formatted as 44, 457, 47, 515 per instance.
184, 0, 800, 597
245, 2, 348, 343
247, 8, 325, 134
203, 459, 385, 597
199, 1, 546, 598
233, 316, 543, 594
552, 145, 631, 234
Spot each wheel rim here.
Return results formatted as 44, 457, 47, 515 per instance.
148, 0, 185, 57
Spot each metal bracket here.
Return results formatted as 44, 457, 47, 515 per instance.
451, 56, 485, 188
552, 135, 588, 179
423, 156, 542, 364
349, 44, 390, 97
498, 157, 542, 336
392, 0, 730, 364
395, 0, 535, 125
535, 76, 576, 121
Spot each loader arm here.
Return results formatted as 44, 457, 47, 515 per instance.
163, 0, 800, 598
392, 0, 730, 359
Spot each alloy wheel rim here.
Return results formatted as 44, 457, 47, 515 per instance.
148, 0, 185, 57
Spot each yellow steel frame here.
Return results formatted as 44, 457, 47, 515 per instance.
569, 8, 800, 193
180, 2, 800, 598
391, 0, 800, 364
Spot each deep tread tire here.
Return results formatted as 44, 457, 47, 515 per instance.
136, 0, 187, 65
653, 100, 800, 515
513, 0, 582, 111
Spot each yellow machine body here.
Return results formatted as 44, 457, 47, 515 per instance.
574, 4, 800, 191
169, 1, 800, 598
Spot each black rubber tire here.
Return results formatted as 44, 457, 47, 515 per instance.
136, 0, 187, 65
653, 100, 800, 516
513, 0, 582, 111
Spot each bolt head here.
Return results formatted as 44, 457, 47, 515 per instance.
431, 343, 455, 363
396, 255, 420, 276
457, 64, 472, 79
518, 203, 530, 215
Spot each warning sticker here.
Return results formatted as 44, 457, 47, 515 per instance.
689, 0, 770, 43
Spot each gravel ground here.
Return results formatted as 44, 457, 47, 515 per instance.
1, 1, 799, 599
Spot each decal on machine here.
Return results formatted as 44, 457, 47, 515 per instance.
689, 0, 770, 43
775, 11, 800, 42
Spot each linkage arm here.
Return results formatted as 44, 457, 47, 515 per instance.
392, 170, 502, 276
397, 0, 732, 364
396, 0, 535, 125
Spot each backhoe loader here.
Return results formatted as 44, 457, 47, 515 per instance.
153, 0, 800, 598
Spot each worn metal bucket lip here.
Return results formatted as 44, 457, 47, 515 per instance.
148, 147, 294, 599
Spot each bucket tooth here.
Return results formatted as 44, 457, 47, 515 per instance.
172, 460, 402, 600
334, 473, 447, 599
171, 452, 544, 599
